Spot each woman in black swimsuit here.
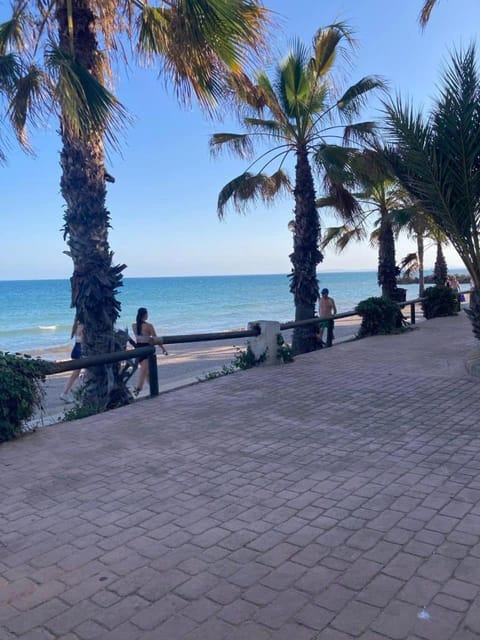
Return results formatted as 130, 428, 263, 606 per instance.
132, 307, 167, 394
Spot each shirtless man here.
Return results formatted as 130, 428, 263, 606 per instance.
317, 288, 337, 346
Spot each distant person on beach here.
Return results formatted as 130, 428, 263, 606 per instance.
317, 288, 337, 347
132, 307, 167, 395
60, 314, 84, 402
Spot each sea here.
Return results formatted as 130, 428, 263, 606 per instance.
0, 270, 467, 355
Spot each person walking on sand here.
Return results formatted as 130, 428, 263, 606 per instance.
317, 288, 337, 347
60, 314, 84, 402
132, 307, 167, 395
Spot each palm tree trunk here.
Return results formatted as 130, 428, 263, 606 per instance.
417, 233, 425, 296
56, 1, 128, 410
378, 212, 398, 299
433, 241, 448, 285
290, 145, 322, 354
468, 287, 480, 341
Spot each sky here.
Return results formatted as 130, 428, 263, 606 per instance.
2, 0, 480, 280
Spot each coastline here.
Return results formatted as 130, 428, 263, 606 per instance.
1, 271, 432, 355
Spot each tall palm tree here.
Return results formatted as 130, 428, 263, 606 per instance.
2, 1, 270, 409
393, 203, 450, 297
211, 24, 384, 353
385, 45, 480, 340
320, 149, 410, 300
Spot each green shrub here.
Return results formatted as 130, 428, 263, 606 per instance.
232, 345, 267, 369
277, 334, 294, 363
0, 352, 49, 442
355, 296, 404, 337
198, 345, 267, 382
421, 285, 458, 319
63, 399, 99, 422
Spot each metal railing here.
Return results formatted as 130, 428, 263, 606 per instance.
45, 289, 472, 397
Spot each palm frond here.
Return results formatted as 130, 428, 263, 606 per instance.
254, 70, 291, 126
244, 116, 285, 137
277, 40, 311, 120
8, 63, 47, 149
217, 169, 291, 218
419, 0, 439, 27
316, 195, 339, 209
0, 12, 28, 56
314, 143, 357, 187
45, 43, 127, 148
311, 22, 356, 76
350, 148, 394, 187
323, 181, 363, 222
136, 0, 270, 111
337, 76, 387, 117
228, 71, 267, 109
399, 252, 420, 277
321, 224, 366, 251
342, 121, 378, 146
0, 52, 21, 93
209, 132, 253, 158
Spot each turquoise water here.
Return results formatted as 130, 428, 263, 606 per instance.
0, 271, 463, 354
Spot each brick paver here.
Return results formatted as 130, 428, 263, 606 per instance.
0, 313, 479, 638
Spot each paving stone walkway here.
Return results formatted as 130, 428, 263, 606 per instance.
1, 313, 479, 639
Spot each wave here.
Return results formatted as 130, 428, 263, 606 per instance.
0, 324, 69, 338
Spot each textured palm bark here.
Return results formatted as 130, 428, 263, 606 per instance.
433, 242, 448, 286
290, 145, 322, 354
57, 1, 128, 409
417, 234, 425, 297
469, 287, 480, 341
378, 213, 397, 299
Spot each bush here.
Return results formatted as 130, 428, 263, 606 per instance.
0, 352, 49, 442
277, 334, 294, 363
355, 296, 404, 337
421, 285, 458, 319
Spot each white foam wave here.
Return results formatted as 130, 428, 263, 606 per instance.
38, 325, 57, 331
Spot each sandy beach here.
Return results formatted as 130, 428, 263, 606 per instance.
29, 315, 365, 427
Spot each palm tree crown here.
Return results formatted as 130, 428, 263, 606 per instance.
385, 44, 480, 339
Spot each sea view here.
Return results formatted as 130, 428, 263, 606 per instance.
0, 270, 468, 355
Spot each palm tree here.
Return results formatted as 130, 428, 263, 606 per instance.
385, 45, 480, 340
1, 1, 270, 409
320, 149, 410, 300
0, 23, 26, 163
211, 24, 384, 353
395, 206, 448, 297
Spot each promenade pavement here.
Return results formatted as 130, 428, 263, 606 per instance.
1, 312, 480, 639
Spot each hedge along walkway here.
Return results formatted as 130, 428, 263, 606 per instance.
0, 312, 479, 640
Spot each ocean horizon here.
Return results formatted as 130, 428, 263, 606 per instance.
0, 270, 468, 355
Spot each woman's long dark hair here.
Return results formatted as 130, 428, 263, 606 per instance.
71, 311, 85, 339
136, 307, 147, 336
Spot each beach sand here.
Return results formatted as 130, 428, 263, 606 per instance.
30, 316, 364, 426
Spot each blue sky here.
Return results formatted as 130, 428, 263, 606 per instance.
2, 0, 480, 280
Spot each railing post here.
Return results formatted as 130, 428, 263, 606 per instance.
148, 351, 159, 397
247, 320, 281, 365
326, 319, 334, 347
410, 302, 416, 325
